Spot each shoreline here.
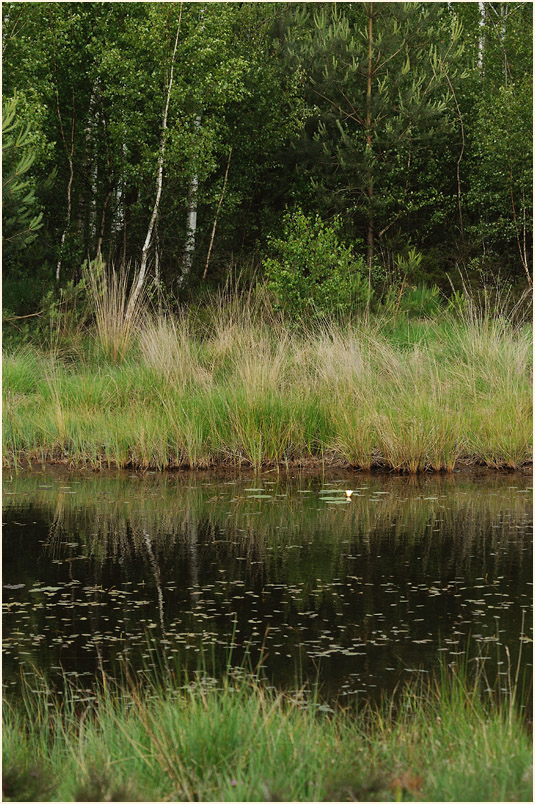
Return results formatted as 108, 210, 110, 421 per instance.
3, 454, 532, 478
5, 313, 532, 478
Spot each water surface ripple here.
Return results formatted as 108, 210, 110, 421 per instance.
3, 470, 532, 703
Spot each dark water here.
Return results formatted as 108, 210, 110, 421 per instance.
3, 468, 532, 704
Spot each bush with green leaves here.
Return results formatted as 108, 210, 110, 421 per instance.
263, 209, 369, 319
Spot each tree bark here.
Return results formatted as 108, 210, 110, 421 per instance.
441, 70, 465, 239
477, 2, 486, 73
95, 184, 113, 259
365, 3, 375, 311
55, 86, 75, 284
127, 4, 183, 318
180, 113, 202, 287
509, 170, 532, 286
202, 143, 233, 280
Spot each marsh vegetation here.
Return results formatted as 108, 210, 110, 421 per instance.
3, 284, 532, 473
3, 471, 532, 800
3, 3, 532, 800
3, 662, 532, 803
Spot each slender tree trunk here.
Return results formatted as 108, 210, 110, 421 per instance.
180, 4, 205, 288
95, 118, 114, 259
121, 188, 127, 271
78, 85, 97, 247
128, 4, 182, 317
180, 113, 202, 286
442, 71, 465, 239
499, 3, 508, 86
365, 3, 375, 311
521, 191, 528, 275
95, 184, 113, 259
120, 142, 128, 270
85, 84, 99, 249
55, 86, 76, 283
203, 143, 233, 280
509, 170, 532, 286
50, 9, 76, 285
154, 221, 163, 314
477, 2, 486, 73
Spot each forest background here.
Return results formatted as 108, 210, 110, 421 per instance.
2, 1, 533, 325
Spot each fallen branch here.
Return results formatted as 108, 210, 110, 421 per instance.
3, 310, 44, 322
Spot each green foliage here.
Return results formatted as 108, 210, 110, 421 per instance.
466, 77, 532, 278
396, 247, 423, 281
264, 209, 369, 319
400, 284, 442, 318
2, 3, 307, 290
1, 2, 532, 298
3, 276, 89, 354
284, 3, 466, 269
2, 95, 43, 258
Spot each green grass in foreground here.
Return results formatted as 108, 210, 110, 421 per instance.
3, 294, 532, 472
3, 666, 532, 802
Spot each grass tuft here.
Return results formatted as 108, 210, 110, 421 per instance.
3, 288, 532, 472
2, 662, 532, 802
83, 259, 147, 364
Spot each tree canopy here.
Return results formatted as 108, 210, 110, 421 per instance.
2, 1, 532, 313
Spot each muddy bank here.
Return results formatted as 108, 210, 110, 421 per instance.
3, 455, 532, 481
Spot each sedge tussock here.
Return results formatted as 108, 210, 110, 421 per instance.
138, 315, 212, 390
3, 294, 532, 472
3, 666, 532, 802
84, 259, 147, 363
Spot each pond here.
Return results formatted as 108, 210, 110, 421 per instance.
3, 468, 532, 705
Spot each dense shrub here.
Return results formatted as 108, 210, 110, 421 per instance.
263, 209, 370, 319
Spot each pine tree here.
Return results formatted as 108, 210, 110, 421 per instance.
287, 2, 465, 289
2, 95, 43, 257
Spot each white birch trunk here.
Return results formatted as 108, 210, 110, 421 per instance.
180, 113, 202, 287
477, 2, 486, 72
127, 7, 182, 318
87, 85, 98, 246
56, 104, 75, 283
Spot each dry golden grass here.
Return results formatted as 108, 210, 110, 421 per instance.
84, 258, 148, 363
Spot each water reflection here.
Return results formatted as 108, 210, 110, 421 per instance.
3, 469, 532, 702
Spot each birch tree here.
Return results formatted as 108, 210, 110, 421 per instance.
180, 112, 201, 287
128, 4, 183, 315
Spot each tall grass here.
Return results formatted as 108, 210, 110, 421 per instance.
2, 278, 532, 472
83, 258, 148, 363
3, 660, 532, 802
